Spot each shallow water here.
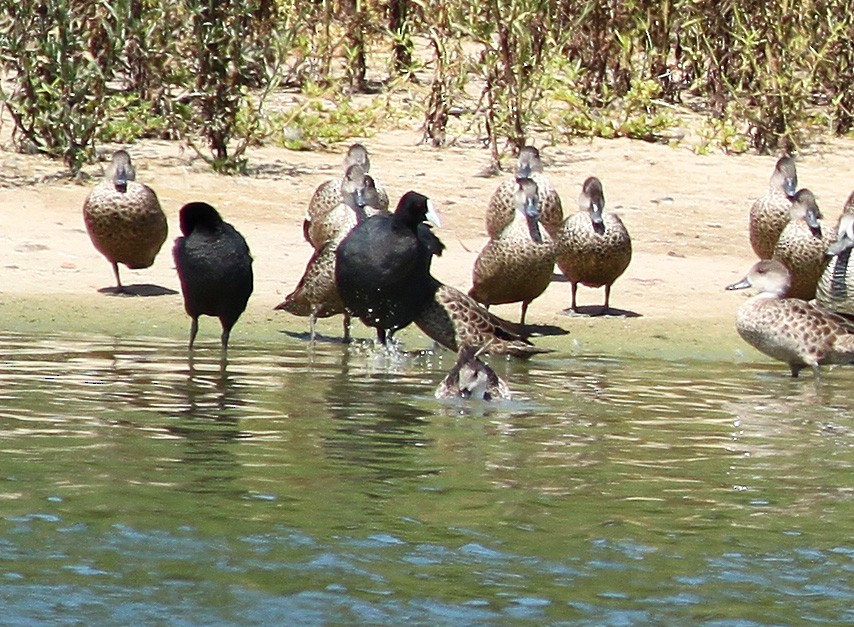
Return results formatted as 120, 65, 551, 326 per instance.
0, 332, 851, 625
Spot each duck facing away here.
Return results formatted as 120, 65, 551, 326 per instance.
469, 177, 556, 324
435, 343, 511, 401
335, 191, 444, 345
726, 260, 854, 378
275, 241, 350, 344
82, 150, 168, 291
749, 155, 797, 260
304, 143, 389, 248
556, 177, 632, 314
771, 188, 834, 300
816, 191, 854, 318
486, 146, 563, 239
173, 202, 254, 357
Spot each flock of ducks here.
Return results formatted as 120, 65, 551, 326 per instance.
81, 146, 854, 398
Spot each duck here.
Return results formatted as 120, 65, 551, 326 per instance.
173, 202, 254, 357
415, 283, 553, 359
771, 188, 834, 300
726, 259, 854, 378
816, 190, 854, 318
303, 163, 385, 249
555, 176, 632, 314
434, 342, 511, 401
274, 241, 351, 344
469, 177, 556, 324
335, 191, 444, 345
749, 155, 797, 259
304, 143, 389, 249
486, 146, 563, 239
82, 150, 168, 291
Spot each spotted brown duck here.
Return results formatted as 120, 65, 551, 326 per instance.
771, 188, 834, 300
749, 155, 797, 260
555, 176, 632, 314
726, 259, 854, 378
485, 146, 563, 240
83, 150, 168, 291
469, 177, 556, 324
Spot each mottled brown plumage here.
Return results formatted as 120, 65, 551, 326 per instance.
555, 177, 632, 313
82, 150, 167, 290
470, 178, 556, 324
304, 144, 389, 249
486, 146, 563, 239
415, 283, 552, 359
727, 260, 854, 377
816, 191, 854, 317
771, 189, 834, 301
275, 241, 351, 343
749, 156, 797, 260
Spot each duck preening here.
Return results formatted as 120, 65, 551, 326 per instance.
173, 202, 254, 357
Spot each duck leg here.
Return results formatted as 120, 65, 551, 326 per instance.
112, 262, 124, 293
602, 284, 612, 315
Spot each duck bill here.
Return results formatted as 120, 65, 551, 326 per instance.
805, 208, 822, 236
784, 177, 797, 198
725, 277, 751, 291
591, 205, 605, 234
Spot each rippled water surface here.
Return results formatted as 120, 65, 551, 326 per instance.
0, 332, 851, 624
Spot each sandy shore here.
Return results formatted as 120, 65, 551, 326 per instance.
3, 128, 854, 362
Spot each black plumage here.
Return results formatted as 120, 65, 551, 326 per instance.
334, 191, 444, 344
173, 202, 254, 356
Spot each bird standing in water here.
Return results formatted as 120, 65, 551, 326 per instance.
726, 259, 854, 378
173, 202, 254, 359
335, 191, 443, 345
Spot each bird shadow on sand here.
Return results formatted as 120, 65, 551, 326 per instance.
99, 284, 178, 297
560, 305, 641, 318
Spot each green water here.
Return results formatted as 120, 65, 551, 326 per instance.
0, 332, 851, 625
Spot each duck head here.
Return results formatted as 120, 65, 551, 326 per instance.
514, 177, 543, 243
109, 150, 136, 194
579, 176, 606, 234
515, 145, 544, 179
726, 259, 792, 299
790, 189, 823, 237
771, 155, 798, 199
344, 143, 371, 173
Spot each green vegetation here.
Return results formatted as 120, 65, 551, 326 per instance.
0, 0, 851, 174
